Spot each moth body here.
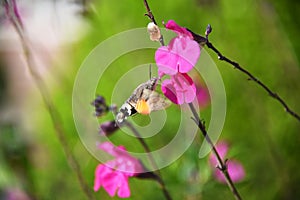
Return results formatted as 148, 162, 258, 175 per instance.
116, 77, 170, 124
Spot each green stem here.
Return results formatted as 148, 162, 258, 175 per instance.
5, 1, 95, 199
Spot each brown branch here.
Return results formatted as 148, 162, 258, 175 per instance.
188, 28, 300, 123
189, 103, 242, 200
143, 0, 157, 25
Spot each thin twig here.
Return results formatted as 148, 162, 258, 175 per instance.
143, 0, 164, 46
143, 0, 157, 25
188, 29, 300, 123
123, 121, 159, 171
123, 121, 172, 200
188, 103, 242, 200
112, 103, 172, 199
4, 1, 95, 199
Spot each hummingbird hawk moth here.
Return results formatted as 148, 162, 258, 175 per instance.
116, 77, 171, 124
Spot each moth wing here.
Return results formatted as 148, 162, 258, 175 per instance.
140, 88, 153, 100
147, 91, 171, 112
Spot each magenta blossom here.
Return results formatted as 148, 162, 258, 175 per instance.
161, 73, 196, 105
94, 165, 130, 198
155, 20, 200, 75
209, 141, 245, 183
209, 141, 229, 167
214, 160, 246, 183
164, 20, 193, 38
94, 142, 144, 198
195, 82, 210, 109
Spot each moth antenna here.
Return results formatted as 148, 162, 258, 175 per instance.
149, 64, 152, 79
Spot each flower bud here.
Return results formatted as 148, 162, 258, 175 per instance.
147, 22, 161, 41
95, 95, 106, 105
205, 24, 212, 36
91, 95, 109, 117
99, 121, 119, 136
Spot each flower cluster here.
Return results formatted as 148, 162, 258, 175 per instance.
94, 142, 144, 198
209, 141, 245, 183
91, 95, 109, 117
155, 20, 201, 105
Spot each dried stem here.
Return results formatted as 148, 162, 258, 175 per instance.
123, 121, 172, 200
188, 103, 242, 200
4, 1, 95, 199
188, 29, 300, 123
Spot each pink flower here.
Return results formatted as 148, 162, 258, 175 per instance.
196, 82, 210, 109
209, 141, 229, 167
209, 141, 245, 183
161, 73, 196, 105
155, 20, 200, 75
94, 165, 131, 198
4, 187, 30, 200
214, 160, 246, 183
94, 142, 144, 198
164, 20, 193, 38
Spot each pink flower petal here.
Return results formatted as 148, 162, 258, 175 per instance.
98, 142, 117, 156
99, 142, 127, 158
161, 73, 196, 105
155, 37, 200, 75
100, 142, 144, 174
161, 79, 180, 104
102, 172, 119, 197
94, 164, 131, 197
165, 20, 193, 38
99, 170, 130, 198
214, 160, 245, 183
115, 172, 131, 198
155, 46, 178, 75
94, 164, 106, 191
173, 73, 196, 103
170, 37, 200, 74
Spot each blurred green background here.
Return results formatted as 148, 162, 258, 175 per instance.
0, 0, 300, 199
